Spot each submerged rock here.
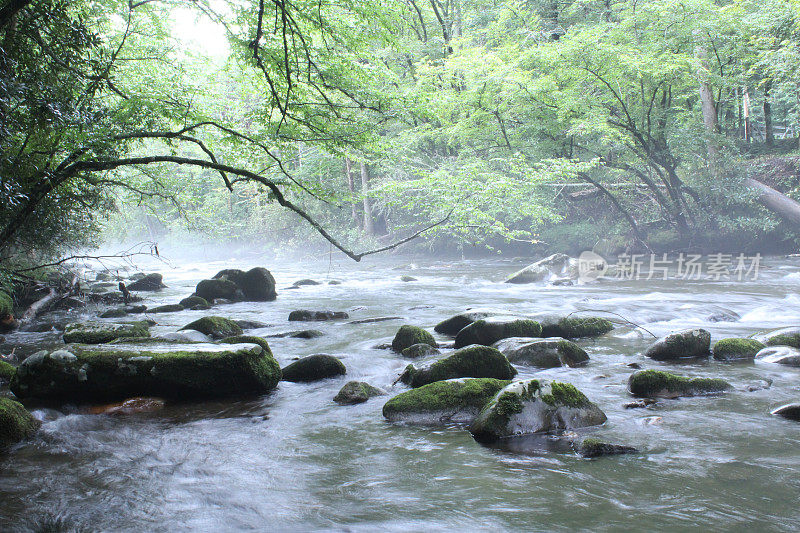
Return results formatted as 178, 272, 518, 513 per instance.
219, 335, 272, 354
454, 317, 542, 348
159, 330, 210, 343
334, 381, 384, 405
382, 378, 510, 425
771, 403, 800, 421
540, 316, 614, 339
281, 354, 346, 382
434, 309, 509, 335
400, 275, 417, 282
399, 345, 516, 388
0, 398, 40, 448
752, 327, 800, 348
268, 329, 324, 339
505, 253, 577, 284
148, 304, 185, 314
712, 338, 765, 361
88, 397, 165, 416
401, 343, 440, 359
348, 316, 403, 325
195, 278, 241, 302
288, 310, 349, 321
493, 337, 588, 368
235, 320, 271, 330
628, 369, 731, 398
643, 328, 711, 361
577, 438, 638, 458
180, 316, 242, 339
63, 321, 150, 344
126, 273, 166, 291
292, 279, 320, 287
756, 346, 800, 366
706, 308, 740, 323
99, 308, 128, 319
391, 325, 437, 353
11, 343, 280, 402
469, 379, 607, 441
179, 295, 210, 309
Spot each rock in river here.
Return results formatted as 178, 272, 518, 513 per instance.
433, 308, 510, 335
180, 316, 243, 339
771, 403, 800, 422
281, 354, 346, 382
0, 398, 41, 449
219, 335, 272, 354
391, 325, 437, 353
126, 273, 166, 291
454, 316, 542, 348
493, 337, 588, 368
644, 328, 711, 361
148, 304, 185, 314
195, 278, 240, 302
539, 316, 614, 339
505, 253, 577, 284
712, 338, 765, 361
213, 267, 277, 301
401, 343, 440, 359
756, 346, 800, 366
752, 327, 800, 348
334, 381, 385, 405
179, 295, 210, 309
382, 378, 510, 425
399, 345, 516, 388
577, 438, 638, 458
288, 310, 349, 321
628, 369, 731, 398
63, 320, 150, 344
469, 379, 607, 441
10, 343, 280, 402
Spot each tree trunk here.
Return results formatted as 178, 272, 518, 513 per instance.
344, 157, 360, 227
360, 162, 375, 235
746, 178, 800, 227
764, 80, 774, 146
695, 38, 719, 174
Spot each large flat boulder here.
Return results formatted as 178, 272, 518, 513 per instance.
10, 343, 280, 402
63, 321, 150, 344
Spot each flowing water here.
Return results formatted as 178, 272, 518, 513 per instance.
2, 252, 800, 532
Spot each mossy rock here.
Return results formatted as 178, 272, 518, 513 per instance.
195, 278, 240, 302
220, 335, 272, 354
63, 321, 150, 344
578, 437, 638, 458
712, 338, 765, 361
433, 308, 506, 335
493, 337, 588, 368
383, 378, 509, 425
281, 354, 346, 382
644, 329, 711, 361
148, 304, 185, 314
0, 291, 12, 317
268, 329, 324, 339
752, 327, 800, 348
292, 279, 320, 287
288, 310, 349, 321
400, 345, 517, 388
391, 325, 437, 353
10, 343, 280, 402
180, 316, 242, 339
126, 273, 166, 291
454, 317, 542, 348
179, 295, 210, 308
541, 317, 614, 339
628, 370, 731, 398
401, 343, 440, 359
99, 308, 128, 319
0, 398, 40, 449
0, 360, 15, 380
213, 268, 277, 301
334, 381, 385, 405
469, 379, 607, 441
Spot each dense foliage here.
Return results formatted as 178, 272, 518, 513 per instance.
2, 0, 800, 266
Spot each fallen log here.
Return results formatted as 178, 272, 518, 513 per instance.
746, 178, 800, 227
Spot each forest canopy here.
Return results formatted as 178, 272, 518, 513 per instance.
2, 0, 800, 268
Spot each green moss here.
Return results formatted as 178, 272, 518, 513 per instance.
541, 381, 591, 408
0, 398, 40, 448
391, 325, 437, 353
11, 344, 280, 402
63, 321, 150, 344
179, 295, 210, 308
180, 316, 242, 339
99, 308, 128, 318
628, 369, 731, 398
554, 317, 614, 338
148, 304, 185, 313
454, 318, 542, 348
399, 345, 517, 388
383, 378, 510, 415
645, 329, 711, 360
0, 291, 11, 317
494, 391, 524, 417
713, 338, 765, 360
334, 381, 384, 405
0, 360, 15, 380
220, 335, 272, 354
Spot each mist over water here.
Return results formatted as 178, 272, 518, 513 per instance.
3, 249, 800, 531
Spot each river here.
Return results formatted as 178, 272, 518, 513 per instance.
1, 252, 799, 531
